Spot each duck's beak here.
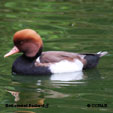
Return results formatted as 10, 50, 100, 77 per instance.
4, 46, 20, 58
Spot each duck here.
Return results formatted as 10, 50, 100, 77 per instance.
4, 29, 108, 75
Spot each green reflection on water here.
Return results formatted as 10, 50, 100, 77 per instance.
0, 0, 113, 113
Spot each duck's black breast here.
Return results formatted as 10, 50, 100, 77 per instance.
12, 55, 52, 75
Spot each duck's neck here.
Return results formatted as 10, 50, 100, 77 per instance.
23, 46, 43, 61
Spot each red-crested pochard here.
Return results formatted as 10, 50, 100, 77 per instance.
4, 29, 108, 75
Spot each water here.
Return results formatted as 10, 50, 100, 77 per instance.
0, 0, 113, 112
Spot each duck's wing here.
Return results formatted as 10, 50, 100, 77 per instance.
35, 51, 108, 70
39, 51, 86, 64
35, 51, 85, 73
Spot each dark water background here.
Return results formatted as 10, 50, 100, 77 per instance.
0, 0, 113, 113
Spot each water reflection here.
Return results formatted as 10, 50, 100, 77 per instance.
7, 90, 20, 102
84, 68, 101, 80
51, 71, 84, 81
9, 71, 84, 105
12, 71, 85, 89
3, 68, 106, 113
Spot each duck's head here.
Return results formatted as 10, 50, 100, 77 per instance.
4, 29, 43, 58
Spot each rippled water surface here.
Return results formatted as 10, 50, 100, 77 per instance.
0, 0, 113, 113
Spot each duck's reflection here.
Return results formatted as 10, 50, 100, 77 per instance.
50, 71, 84, 81
4, 68, 104, 113
7, 90, 20, 102
13, 71, 84, 82
8, 71, 85, 112
6, 69, 102, 113
9, 71, 84, 101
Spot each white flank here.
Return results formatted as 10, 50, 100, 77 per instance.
36, 57, 40, 63
49, 59, 83, 74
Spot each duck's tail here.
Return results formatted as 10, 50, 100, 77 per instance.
97, 51, 108, 57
